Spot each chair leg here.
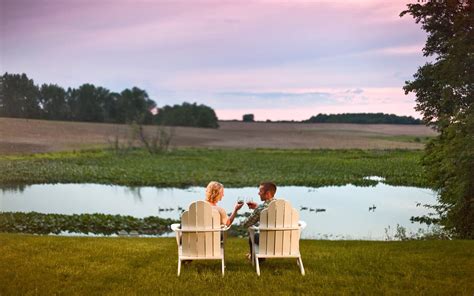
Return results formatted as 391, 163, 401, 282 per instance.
177, 259, 182, 276
297, 256, 305, 276
221, 258, 225, 277
251, 245, 255, 266
255, 255, 261, 276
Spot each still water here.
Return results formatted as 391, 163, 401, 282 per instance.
0, 182, 437, 240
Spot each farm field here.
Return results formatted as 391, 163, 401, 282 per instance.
1, 234, 473, 295
0, 117, 437, 155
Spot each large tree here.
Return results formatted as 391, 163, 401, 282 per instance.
401, 1, 473, 238
0, 73, 40, 118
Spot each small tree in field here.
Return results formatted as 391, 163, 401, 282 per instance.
242, 114, 254, 122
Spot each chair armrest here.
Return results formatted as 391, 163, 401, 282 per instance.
170, 224, 229, 233
171, 223, 181, 232
299, 221, 307, 230
247, 222, 306, 231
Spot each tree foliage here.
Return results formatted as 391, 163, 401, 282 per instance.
155, 102, 219, 128
304, 113, 422, 124
0, 73, 40, 118
242, 114, 255, 122
401, 0, 473, 238
0, 73, 219, 128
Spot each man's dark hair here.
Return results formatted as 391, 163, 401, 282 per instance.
260, 181, 277, 196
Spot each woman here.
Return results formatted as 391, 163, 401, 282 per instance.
205, 181, 243, 226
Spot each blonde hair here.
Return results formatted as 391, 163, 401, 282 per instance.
206, 181, 223, 203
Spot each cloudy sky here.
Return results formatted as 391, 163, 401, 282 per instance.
1, 0, 429, 120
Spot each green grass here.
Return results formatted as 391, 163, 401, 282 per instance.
370, 135, 435, 144
1, 234, 472, 295
0, 148, 428, 188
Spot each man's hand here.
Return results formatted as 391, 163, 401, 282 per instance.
247, 201, 258, 209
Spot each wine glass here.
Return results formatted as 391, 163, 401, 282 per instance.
246, 197, 254, 207
237, 196, 244, 205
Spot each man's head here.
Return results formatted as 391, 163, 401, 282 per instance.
258, 182, 277, 201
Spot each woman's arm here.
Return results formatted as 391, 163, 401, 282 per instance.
225, 203, 243, 226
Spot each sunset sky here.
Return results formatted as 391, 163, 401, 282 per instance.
1, 0, 429, 120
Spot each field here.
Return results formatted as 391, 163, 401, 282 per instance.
0, 117, 437, 155
1, 234, 473, 295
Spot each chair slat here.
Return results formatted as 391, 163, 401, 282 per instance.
266, 202, 276, 255
196, 201, 207, 257
212, 210, 221, 256
282, 201, 292, 255
274, 200, 285, 256
259, 210, 268, 255
181, 211, 190, 256
290, 208, 300, 255
188, 203, 198, 257
204, 206, 213, 257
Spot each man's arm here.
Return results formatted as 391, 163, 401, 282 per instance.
243, 205, 262, 228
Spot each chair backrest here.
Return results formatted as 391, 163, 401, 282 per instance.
181, 201, 222, 258
258, 199, 301, 256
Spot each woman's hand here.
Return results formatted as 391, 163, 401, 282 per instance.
234, 202, 244, 211
226, 202, 244, 226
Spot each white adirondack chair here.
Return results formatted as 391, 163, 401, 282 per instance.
248, 199, 306, 276
171, 201, 229, 276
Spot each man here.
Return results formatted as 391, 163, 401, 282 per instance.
243, 181, 277, 261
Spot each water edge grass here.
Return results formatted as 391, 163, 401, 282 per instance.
0, 233, 472, 295
0, 148, 428, 188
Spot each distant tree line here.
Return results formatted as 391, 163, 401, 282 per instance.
303, 113, 422, 124
235, 113, 421, 124
0, 72, 219, 128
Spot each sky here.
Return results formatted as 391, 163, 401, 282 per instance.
0, 0, 429, 121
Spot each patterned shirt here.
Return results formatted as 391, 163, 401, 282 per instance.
243, 199, 273, 228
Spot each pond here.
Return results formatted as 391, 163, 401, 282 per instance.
0, 181, 437, 240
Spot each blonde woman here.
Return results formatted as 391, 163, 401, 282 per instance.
205, 181, 243, 226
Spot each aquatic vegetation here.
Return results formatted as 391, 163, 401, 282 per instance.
0, 212, 178, 235
0, 148, 428, 188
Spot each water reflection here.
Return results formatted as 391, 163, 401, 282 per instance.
0, 183, 437, 240
124, 186, 143, 202
0, 184, 26, 194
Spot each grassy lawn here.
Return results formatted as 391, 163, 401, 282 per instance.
0, 234, 473, 295
0, 148, 427, 188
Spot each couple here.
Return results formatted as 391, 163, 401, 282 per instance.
205, 180, 277, 258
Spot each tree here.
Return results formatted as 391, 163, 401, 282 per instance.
102, 92, 120, 123
0, 73, 40, 118
67, 84, 107, 122
39, 84, 68, 120
117, 87, 155, 124
242, 114, 255, 122
155, 102, 219, 128
401, 1, 473, 238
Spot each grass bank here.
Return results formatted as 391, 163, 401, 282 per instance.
0, 148, 427, 188
0, 234, 472, 295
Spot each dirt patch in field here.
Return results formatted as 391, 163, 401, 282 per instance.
0, 118, 437, 154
